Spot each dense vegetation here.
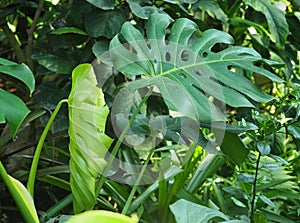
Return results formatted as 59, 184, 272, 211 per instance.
0, 0, 299, 222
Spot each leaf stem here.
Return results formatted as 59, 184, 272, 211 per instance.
27, 99, 68, 198
122, 147, 155, 215
95, 87, 153, 197
250, 152, 261, 222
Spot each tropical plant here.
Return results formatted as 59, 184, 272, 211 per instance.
0, 0, 299, 223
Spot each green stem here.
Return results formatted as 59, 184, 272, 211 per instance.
27, 99, 68, 198
250, 152, 261, 222
95, 87, 153, 197
122, 147, 155, 215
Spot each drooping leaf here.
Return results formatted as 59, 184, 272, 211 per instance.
0, 90, 30, 138
170, 199, 229, 223
0, 57, 35, 94
109, 12, 282, 123
243, 0, 289, 49
68, 64, 113, 213
0, 162, 39, 223
66, 210, 138, 223
85, 9, 127, 38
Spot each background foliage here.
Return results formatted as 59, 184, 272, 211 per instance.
0, 0, 299, 222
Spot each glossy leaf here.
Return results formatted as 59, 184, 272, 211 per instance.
110, 13, 282, 123
170, 199, 229, 223
215, 131, 249, 165
0, 58, 35, 94
85, 0, 114, 10
257, 141, 271, 156
66, 210, 138, 223
0, 162, 39, 223
85, 9, 127, 38
32, 54, 77, 74
126, 0, 161, 19
68, 64, 113, 213
243, 0, 289, 49
0, 90, 30, 138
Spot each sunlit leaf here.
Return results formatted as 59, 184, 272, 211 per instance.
68, 64, 113, 213
0, 162, 39, 223
66, 210, 138, 223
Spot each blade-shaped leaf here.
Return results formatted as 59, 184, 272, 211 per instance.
0, 90, 30, 138
243, 0, 289, 49
66, 210, 138, 223
170, 199, 229, 223
68, 64, 113, 213
109, 12, 282, 123
0, 162, 39, 223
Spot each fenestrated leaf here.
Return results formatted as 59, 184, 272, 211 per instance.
0, 90, 30, 138
85, 9, 127, 38
0, 57, 35, 95
243, 0, 289, 49
109, 12, 282, 123
68, 64, 113, 213
170, 199, 229, 223
66, 210, 138, 223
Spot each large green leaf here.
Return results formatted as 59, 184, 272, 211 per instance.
109, 12, 282, 123
0, 162, 39, 223
243, 0, 289, 49
66, 210, 138, 223
68, 64, 113, 213
85, 9, 127, 38
170, 199, 229, 223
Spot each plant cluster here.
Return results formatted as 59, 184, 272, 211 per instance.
0, 0, 299, 223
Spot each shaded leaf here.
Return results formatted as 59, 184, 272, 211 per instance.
170, 199, 229, 223
68, 64, 113, 213
32, 54, 77, 74
257, 141, 271, 156
85, 0, 114, 10
85, 9, 127, 38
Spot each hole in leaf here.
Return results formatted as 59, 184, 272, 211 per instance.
165, 52, 171, 62
192, 84, 205, 95
179, 73, 187, 79
202, 52, 208, 57
209, 76, 219, 83
194, 69, 203, 76
211, 43, 229, 53
181, 50, 189, 61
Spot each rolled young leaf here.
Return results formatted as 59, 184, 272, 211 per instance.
68, 64, 113, 213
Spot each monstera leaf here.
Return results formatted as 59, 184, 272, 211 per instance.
109, 12, 282, 122
68, 64, 113, 213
